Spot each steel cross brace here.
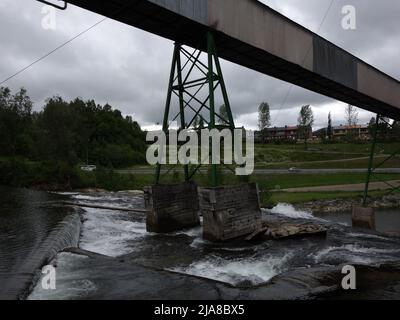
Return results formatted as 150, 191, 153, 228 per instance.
363, 115, 400, 206
155, 32, 235, 186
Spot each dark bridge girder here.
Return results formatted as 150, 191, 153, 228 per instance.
62, 0, 400, 120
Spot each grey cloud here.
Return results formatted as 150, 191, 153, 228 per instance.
0, 0, 398, 130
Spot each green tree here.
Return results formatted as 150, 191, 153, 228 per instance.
392, 120, 400, 139
258, 102, 271, 143
199, 117, 205, 129
327, 112, 333, 140
218, 104, 229, 125
258, 102, 271, 130
345, 105, 359, 142
297, 105, 314, 149
378, 117, 391, 141
345, 104, 358, 127
0, 87, 33, 158
0, 87, 148, 189
193, 115, 200, 129
368, 116, 391, 141
368, 117, 376, 137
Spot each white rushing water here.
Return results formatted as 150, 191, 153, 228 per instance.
312, 243, 400, 264
267, 203, 315, 220
28, 252, 97, 300
79, 208, 146, 257
170, 251, 294, 286
64, 192, 147, 258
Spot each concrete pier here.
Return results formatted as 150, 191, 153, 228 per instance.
352, 206, 376, 230
199, 183, 262, 242
144, 182, 200, 233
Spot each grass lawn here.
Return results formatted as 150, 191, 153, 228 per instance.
252, 173, 400, 190
127, 171, 399, 207
256, 156, 400, 169
254, 142, 400, 169
258, 142, 400, 154
128, 171, 400, 192
124, 142, 400, 170
263, 190, 395, 207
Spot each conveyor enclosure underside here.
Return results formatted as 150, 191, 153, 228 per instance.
66, 0, 400, 120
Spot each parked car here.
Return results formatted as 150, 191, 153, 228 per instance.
80, 165, 97, 172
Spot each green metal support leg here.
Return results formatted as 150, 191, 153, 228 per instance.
176, 46, 190, 182
156, 33, 235, 186
207, 32, 218, 187
155, 44, 179, 184
363, 115, 380, 207
362, 114, 400, 206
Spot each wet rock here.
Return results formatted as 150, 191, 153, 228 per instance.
29, 250, 400, 300
297, 194, 400, 215
246, 223, 327, 241
76, 188, 109, 194
119, 190, 144, 195
267, 224, 327, 239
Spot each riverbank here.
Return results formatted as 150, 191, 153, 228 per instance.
69, 188, 400, 222
295, 193, 400, 214
48, 183, 400, 216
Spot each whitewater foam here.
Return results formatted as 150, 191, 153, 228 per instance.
348, 232, 391, 241
79, 208, 146, 257
28, 252, 97, 300
171, 252, 293, 286
72, 194, 124, 202
312, 244, 400, 265
267, 203, 316, 220
174, 226, 202, 238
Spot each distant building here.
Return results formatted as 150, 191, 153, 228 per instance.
313, 124, 371, 141
333, 124, 370, 140
255, 126, 302, 143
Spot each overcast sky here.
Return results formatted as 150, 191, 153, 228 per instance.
1, 0, 399, 130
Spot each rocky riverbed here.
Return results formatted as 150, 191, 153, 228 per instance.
296, 193, 400, 214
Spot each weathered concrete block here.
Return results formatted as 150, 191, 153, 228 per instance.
352, 206, 376, 230
144, 182, 200, 233
199, 183, 262, 242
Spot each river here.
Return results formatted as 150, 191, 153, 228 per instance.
1, 186, 400, 300
0, 186, 80, 300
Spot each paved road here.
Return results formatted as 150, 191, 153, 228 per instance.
280, 180, 400, 193
117, 168, 400, 175
258, 155, 388, 167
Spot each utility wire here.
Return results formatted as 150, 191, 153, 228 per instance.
1, 0, 136, 86
2, 0, 336, 109
0, 17, 107, 86
272, 0, 335, 123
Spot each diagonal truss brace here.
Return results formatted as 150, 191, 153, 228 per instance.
155, 32, 235, 186
363, 115, 400, 206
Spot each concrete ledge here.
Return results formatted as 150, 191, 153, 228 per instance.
352, 206, 376, 230
144, 182, 200, 233
199, 183, 262, 242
